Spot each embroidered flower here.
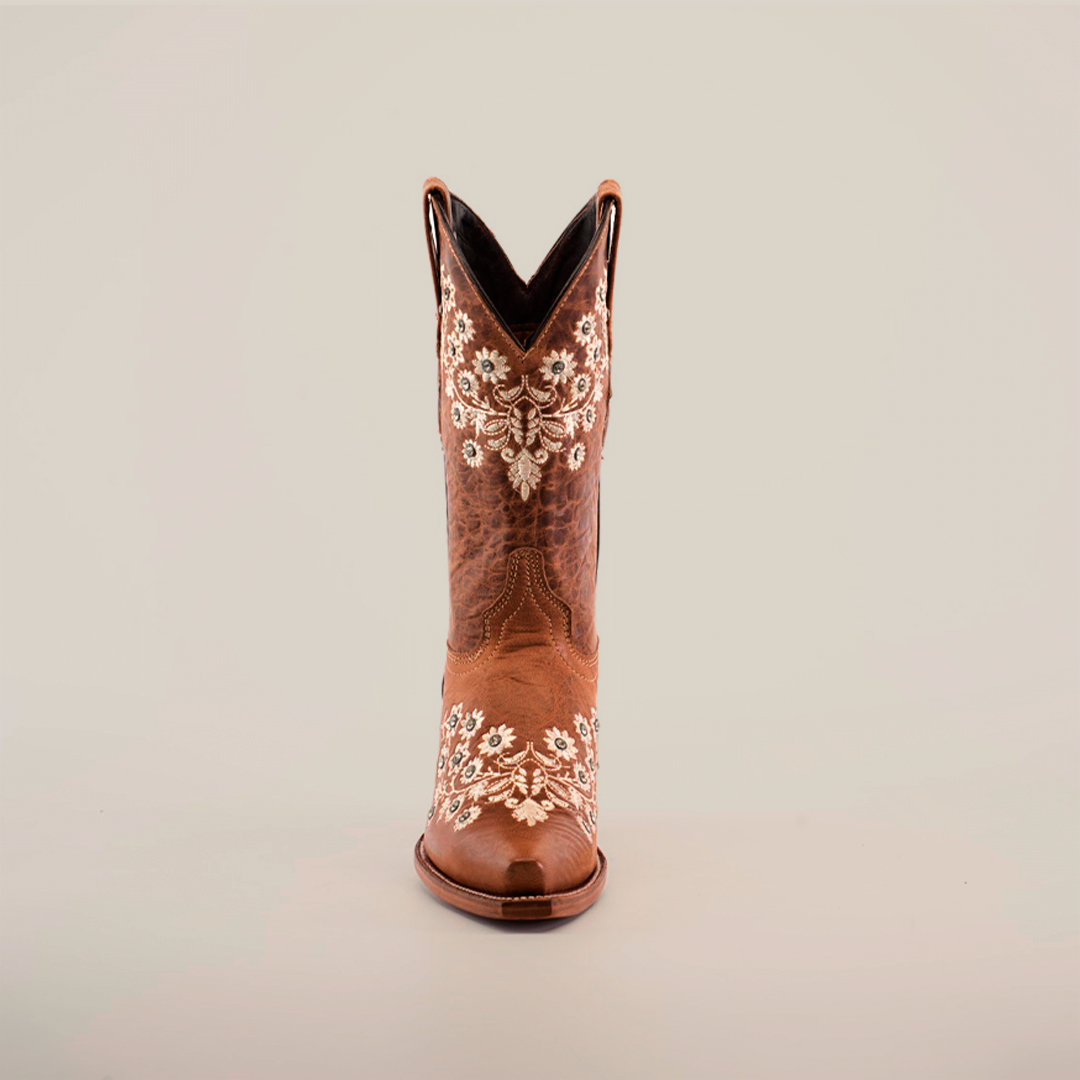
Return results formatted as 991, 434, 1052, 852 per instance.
585, 339, 605, 369
571, 372, 591, 400
544, 728, 578, 760
480, 723, 516, 756
440, 268, 455, 310
576, 715, 592, 740
540, 349, 576, 385
574, 312, 598, 346
459, 757, 484, 784
458, 370, 475, 395
445, 703, 465, 735
567, 443, 586, 471
452, 309, 475, 343
582, 404, 597, 432
462, 439, 484, 467
450, 402, 469, 429
462, 708, 485, 736
575, 762, 591, 786
443, 334, 465, 368
473, 347, 509, 383
453, 805, 482, 831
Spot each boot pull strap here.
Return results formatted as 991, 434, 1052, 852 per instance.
595, 179, 622, 314
423, 177, 452, 440
423, 176, 451, 306
595, 179, 622, 447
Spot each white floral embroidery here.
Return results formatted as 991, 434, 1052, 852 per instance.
574, 312, 598, 346
540, 349, 576, 386
544, 727, 577, 760
473, 347, 509, 383
429, 703, 600, 836
443, 334, 465, 368
452, 309, 475, 343
479, 723, 516, 756
453, 804, 482, 831
440, 266, 456, 312
438, 261, 610, 500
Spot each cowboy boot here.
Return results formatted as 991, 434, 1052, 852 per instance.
413, 176, 623, 920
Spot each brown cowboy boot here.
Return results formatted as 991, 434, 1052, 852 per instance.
413, 177, 623, 920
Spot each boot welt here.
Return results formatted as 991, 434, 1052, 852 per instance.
414, 835, 607, 921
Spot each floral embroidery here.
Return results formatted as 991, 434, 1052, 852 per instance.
540, 349, 576, 386
544, 728, 577, 760
440, 267, 455, 310
574, 313, 598, 346
462, 438, 484, 468
474, 346, 509, 383
452, 309, 475, 343
438, 261, 610, 500
429, 701, 600, 836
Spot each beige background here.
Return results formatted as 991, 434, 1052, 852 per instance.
1, 4, 1078, 1078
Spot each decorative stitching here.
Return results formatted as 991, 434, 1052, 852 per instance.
446, 549, 598, 683
437, 250, 610, 501
426, 701, 601, 837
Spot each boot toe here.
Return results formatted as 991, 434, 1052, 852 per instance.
425, 812, 597, 897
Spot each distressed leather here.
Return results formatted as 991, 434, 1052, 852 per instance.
419, 177, 622, 900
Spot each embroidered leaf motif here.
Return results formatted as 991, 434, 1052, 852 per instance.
510, 798, 549, 826
506, 453, 543, 501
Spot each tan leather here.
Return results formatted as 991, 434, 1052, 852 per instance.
418, 177, 622, 902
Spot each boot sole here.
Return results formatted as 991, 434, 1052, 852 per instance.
414, 835, 607, 921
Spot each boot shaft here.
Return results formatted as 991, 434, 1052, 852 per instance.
423, 178, 622, 656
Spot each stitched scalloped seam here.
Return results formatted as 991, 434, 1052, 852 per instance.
446, 548, 598, 682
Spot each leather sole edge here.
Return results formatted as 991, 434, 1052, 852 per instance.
413, 835, 607, 921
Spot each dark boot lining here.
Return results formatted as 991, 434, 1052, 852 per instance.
448, 192, 601, 350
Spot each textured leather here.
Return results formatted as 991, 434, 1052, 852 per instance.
419, 177, 622, 901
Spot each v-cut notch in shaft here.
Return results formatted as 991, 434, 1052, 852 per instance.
426, 180, 618, 354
